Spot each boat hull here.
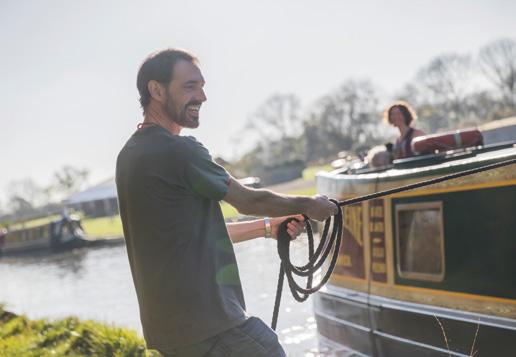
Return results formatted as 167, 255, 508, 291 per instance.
315, 286, 516, 356
314, 145, 516, 356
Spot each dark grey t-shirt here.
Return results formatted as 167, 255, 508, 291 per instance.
116, 125, 246, 352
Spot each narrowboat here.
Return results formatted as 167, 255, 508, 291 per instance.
0, 215, 88, 256
314, 129, 516, 356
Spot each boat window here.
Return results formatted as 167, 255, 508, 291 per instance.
42, 226, 49, 239
53, 222, 61, 237
61, 224, 71, 239
395, 202, 445, 282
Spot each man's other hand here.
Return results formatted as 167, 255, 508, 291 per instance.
271, 215, 305, 240
306, 195, 338, 221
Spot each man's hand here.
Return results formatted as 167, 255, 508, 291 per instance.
305, 195, 338, 221
270, 215, 305, 240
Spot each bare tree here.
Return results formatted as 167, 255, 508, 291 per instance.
479, 38, 516, 113
6, 178, 46, 216
244, 93, 303, 164
246, 94, 302, 141
398, 53, 475, 132
303, 79, 380, 161
419, 54, 473, 127
0, 199, 5, 217
418, 54, 472, 101
52, 165, 90, 199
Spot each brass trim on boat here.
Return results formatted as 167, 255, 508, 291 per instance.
328, 274, 516, 319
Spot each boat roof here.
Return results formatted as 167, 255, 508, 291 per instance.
317, 143, 516, 184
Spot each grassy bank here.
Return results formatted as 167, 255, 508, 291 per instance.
0, 305, 159, 357
81, 215, 124, 238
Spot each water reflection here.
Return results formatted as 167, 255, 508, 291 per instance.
2, 248, 90, 277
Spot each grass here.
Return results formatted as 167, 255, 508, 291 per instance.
283, 186, 317, 196
81, 216, 124, 238
302, 164, 333, 181
220, 202, 239, 220
0, 305, 161, 357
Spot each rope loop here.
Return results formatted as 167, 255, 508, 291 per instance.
272, 200, 343, 330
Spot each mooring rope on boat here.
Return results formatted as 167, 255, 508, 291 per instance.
271, 157, 516, 330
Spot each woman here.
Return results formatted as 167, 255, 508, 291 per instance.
383, 101, 425, 159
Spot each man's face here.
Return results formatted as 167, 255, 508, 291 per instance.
163, 60, 207, 129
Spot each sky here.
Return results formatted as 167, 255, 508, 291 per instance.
1, 0, 515, 205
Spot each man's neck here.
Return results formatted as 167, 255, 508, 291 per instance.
143, 101, 182, 135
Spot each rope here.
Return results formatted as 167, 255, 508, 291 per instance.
271, 157, 516, 330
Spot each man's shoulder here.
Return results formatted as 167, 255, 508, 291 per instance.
123, 127, 193, 152
180, 135, 204, 147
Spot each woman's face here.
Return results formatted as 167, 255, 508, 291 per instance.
389, 107, 406, 128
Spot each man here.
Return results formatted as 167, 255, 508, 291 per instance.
116, 48, 337, 357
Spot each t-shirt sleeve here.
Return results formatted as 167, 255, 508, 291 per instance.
182, 137, 230, 201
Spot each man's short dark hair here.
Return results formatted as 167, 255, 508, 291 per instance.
136, 48, 198, 113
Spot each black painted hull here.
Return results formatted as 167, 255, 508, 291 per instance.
314, 287, 516, 357
0, 236, 90, 257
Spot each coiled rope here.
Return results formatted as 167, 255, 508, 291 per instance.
271, 157, 516, 330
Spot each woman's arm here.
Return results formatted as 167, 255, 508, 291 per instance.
226, 215, 305, 243
412, 128, 425, 138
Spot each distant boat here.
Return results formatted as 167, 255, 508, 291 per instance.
314, 126, 516, 355
0, 215, 88, 256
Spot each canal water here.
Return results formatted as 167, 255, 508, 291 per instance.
0, 236, 328, 356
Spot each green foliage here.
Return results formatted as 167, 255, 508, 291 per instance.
221, 202, 239, 220
302, 165, 333, 181
283, 187, 317, 196
0, 305, 156, 357
81, 215, 123, 238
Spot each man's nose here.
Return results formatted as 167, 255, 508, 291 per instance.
197, 88, 207, 102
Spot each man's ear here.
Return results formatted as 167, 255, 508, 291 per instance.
148, 80, 165, 103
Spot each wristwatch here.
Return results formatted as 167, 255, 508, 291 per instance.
264, 217, 272, 239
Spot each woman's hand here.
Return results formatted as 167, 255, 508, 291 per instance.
270, 215, 305, 240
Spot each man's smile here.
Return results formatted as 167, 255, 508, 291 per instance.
186, 103, 201, 118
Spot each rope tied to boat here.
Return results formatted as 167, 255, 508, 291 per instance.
271, 157, 516, 330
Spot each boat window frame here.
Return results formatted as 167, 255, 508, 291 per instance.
395, 201, 445, 282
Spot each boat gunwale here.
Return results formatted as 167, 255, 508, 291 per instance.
317, 285, 516, 331
317, 146, 516, 184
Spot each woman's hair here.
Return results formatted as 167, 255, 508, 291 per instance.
383, 101, 417, 126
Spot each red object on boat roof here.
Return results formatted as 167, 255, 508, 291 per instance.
411, 128, 483, 155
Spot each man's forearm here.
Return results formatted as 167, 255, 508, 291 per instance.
236, 188, 311, 217
224, 178, 336, 221
226, 219, 266, 243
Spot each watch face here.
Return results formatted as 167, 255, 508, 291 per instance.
265, 218, 272, 238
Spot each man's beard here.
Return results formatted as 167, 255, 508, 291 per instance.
163, 94, 200, 129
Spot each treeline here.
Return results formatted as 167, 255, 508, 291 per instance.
231, 38, 516, 177
0, 165, 89, 222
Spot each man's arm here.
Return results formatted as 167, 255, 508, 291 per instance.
223, 178, 337, 221
226, 216, 305, 243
